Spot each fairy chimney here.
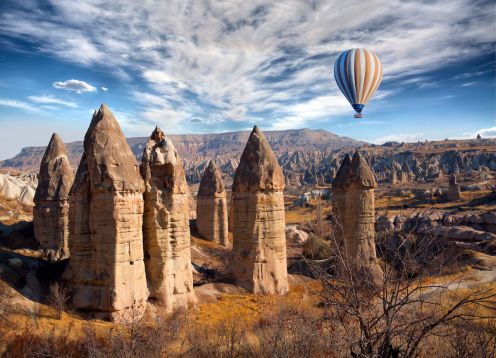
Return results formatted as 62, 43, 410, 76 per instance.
332, 154, 351, 244
33, 133, 74, 261
229, 126, 288, 294
447, 173, 461, 201
141, 127, 197, 312
196, 160, 229, 246
63, 105, 148, 321
342, 151, 383, 286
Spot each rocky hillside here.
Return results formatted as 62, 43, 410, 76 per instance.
1, 131, 495, 188
0, 128, 362, 183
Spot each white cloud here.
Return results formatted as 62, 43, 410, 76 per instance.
53, 79, 97, 93
28, 95, 77, 108
373, 133, 427, 145
0, 98, 39, 111
101, 86, 108, 91
458, 126, 496, 139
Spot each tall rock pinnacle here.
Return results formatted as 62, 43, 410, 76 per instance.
63, 104, 148, 321
197, 160, 229, 246
33, 133, 74, 261
141, 126, 197, 312
229, 126, 288, 294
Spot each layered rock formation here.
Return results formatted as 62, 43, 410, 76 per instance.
229, 126, 288, 294
0, 172, 37, 206
196, 160, 228, 246
141, 127, 196, 312
33, 133, 74, 261
336, 151, 383, 286
447, 174, 461, 200
63, 105, 148, 321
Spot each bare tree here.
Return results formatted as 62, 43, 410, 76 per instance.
304, 213, 496, 357
48, 282, 70, 320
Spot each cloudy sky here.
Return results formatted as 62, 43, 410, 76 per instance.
0, 0, 495, 159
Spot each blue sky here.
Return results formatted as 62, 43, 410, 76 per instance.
0, 0, 495, 159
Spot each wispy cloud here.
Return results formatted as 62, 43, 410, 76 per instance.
458, 126, 496, 139
53, 79, 97, 93
0, 0, 494, 132
0, 98, 39, 111
101, 86, 108, 91
28, 95, 77, 108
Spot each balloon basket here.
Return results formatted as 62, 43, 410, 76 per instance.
354, 113, 362, 119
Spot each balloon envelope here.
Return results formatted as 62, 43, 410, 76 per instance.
334, 48, 382, 115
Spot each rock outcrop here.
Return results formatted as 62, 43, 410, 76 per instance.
33, 133, 74, 261
196, 160, 228, 246
0, 172, 37, 206
447, 174, 461, 200
229, 126, 288, 294
63, 105, 148, 321
141, 127, 196, 312
337, 151, 383, 286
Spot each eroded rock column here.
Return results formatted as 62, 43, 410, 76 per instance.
342, 151, 383, 286
196, 160, 229, 246
63, 105, 148, 321
229, 126, 288, 294
141, 127, 196, 312
332, 154, 351, 245
33, 133, 74, 261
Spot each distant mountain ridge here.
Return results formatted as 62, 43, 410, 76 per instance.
0, 128, 364, 180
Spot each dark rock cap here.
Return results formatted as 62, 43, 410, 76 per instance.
332, 154, 351, 191
34, 133, 74, 202
140, 126, 188, 193
198, 160, 225, 196
79, 104, 144, 192
347, 150, 377, 189
232, 126, 285, 193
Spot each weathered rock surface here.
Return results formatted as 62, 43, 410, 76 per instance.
33, 133, 74, 261
141, 127, 196, 312
0, 172, 37, 206
229, 126, 288, 294
63, 105, 148, 321
196, 160, 229, 246
336, 151, 383, 286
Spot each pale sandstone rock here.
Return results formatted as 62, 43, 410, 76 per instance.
63, 105, 148, 321
33, 133, 74, 261
340, 151, 383, 286
229, 126, 288, 295
196, 160, 228, 246
141, 127, 197, 312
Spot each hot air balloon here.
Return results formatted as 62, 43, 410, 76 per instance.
334, 48, 382, 118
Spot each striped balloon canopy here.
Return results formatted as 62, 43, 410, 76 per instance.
334, 48, 382, 118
